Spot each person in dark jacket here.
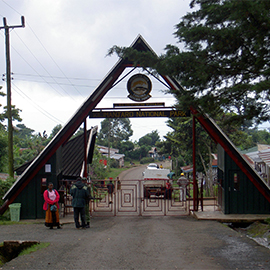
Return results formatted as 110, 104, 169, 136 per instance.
70, 177, 89, 229
107, 180, 115, 204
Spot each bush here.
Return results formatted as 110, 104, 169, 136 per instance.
140, 157, 154, 164
0, 177, 16, 206
110, 159, 119, 168
265, 218, 270, 225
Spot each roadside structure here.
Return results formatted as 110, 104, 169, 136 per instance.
97, 145, 125, 167
1, 35, 270, 218
242, 144, 270, 187
2, 127, 97, 219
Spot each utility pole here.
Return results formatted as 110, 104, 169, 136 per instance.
108, 120, 111, 166
0, 16, 25, 178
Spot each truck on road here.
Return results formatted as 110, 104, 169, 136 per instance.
143, 167, 171, 198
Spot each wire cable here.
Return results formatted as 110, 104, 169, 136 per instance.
13, 31, 77, 99
27, 23, 84, 98
12, 82, 64, 124
1, 0, 84, 99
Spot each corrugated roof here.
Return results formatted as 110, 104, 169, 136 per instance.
62, 128, 97, 178
258, 149, 270, 166
102, 153, 125, 160
14, 127, 98, 179
242, 154, 254, 165
246, 151, 263, 163
181, 165, 193, 173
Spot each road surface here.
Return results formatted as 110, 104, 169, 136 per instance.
1, 165, 270, 269
1, 216, 270, 269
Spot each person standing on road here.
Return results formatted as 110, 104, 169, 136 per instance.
43, 182, 61, 229
70, 177, 89, 229
164, 179, 172, 199
177, 173, 189, 201
116, 177, 121, 191
107, 180, 115, 204
82, 178, 92, 228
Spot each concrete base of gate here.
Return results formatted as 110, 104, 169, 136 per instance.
189, 199, 270, 222
25, 210, 269, 224
192, 210, 270, 223
60, 211, 269, 223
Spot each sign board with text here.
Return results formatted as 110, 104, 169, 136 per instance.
89, 110, 190, 118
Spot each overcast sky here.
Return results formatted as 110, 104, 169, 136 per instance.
0, 0, 192, 141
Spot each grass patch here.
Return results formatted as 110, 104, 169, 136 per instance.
265, 218, 270, 225
107, 167, 130, 179
247, 221, 270, 238
0, 221, 20, 225
0, 243, 4, 266
18, 242, 50, 257
0, 220, 34, 226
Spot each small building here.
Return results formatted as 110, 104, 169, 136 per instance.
242, 144, 270, 186
4, 127, 97, 219
97, 145, 125, 167
148, 147, 157, 159
218, 144, 270, 214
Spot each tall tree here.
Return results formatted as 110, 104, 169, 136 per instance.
97, 118, 133, 148
0, 129, 8, 172
49, 124, 62, 139
109, 0, 270, 125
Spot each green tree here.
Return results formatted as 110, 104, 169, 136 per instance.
138, 135, 152, 147
49, 124, 62, 139
97, 118, 133, 148
0, 129, 8, 172
147, 130, 160, 145
138, 130, 160, 147
13, 124, 35, 148
13, 131, 49, 168
109, 0, 270, 125
0, 177, 16, 207
248, 129, 270, 145
88, 146, 108, 179
118, 140, 134, 158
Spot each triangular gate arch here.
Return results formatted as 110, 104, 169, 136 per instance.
1, 35, 270, 216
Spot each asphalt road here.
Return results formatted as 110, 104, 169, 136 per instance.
1, 164, 270, 269
1, 216, 270, 269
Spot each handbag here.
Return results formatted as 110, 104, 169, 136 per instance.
50, 205, 57, 212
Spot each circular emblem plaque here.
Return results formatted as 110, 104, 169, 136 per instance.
127, 74, 152, 102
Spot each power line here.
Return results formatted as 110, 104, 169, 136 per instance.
12, 82, 64, 124
13, 77, 97, 88
27, 24, 84, 98
14, 72, 101, 81
1, 1, 21, 16
13, 31, 77, 99
1, 0, 84, 98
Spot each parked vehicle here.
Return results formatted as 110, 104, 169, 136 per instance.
147, 163, 158, 170
143, 167, 171, 198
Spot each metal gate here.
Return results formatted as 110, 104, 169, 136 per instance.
90, 180, 188, 217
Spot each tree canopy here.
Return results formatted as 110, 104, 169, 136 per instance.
109, 0, 270, 126
97, 118, 133, 148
